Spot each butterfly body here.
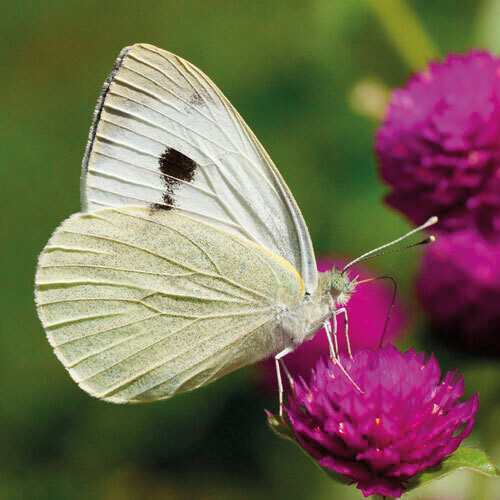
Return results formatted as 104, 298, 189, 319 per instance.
277, 270, 355, 346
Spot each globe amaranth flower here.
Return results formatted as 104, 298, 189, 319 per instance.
257, 257, 409, 391
376, 51, 500, 239
417, 229, 500, 354
285, 345, 479, 498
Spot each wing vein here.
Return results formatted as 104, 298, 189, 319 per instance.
110, 210, 275, 302
45, 245, 111, 255
37, 279, 154, 293
180, 58, 253, 158
80, 308, 273, 388
127, 49, 225, 127
102, 102, 242, 158
84, 192, 249, 233
45, 312, 121, 329
107, 75, 283, 200
97, 313, 272, 399
79, 318, 201, 384
96, 134, 158, 158
91, 151, 218, 198
42, 263, 197, 278
195, 166, 261, 244
53, 313, 160, 347
144, 47, 253, 161
128, 315, 273, 400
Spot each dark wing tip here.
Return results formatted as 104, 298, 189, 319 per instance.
80, 45, 133, 208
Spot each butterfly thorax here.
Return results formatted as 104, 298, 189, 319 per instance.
278, 268, 356, 347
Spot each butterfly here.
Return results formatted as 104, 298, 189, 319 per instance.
35, 43, 436, 406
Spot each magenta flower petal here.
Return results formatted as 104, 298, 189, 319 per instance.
417, 229, 500, 354
376, 51, 500, 239
285, 345, 479, 498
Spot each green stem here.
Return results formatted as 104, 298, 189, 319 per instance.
365, 0, 440, 71
472, 0, 500, 51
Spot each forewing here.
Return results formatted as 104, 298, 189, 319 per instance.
35, 207, 304, 403
81, 43, 317, 292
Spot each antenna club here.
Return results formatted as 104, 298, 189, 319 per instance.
342, 216, 440, 272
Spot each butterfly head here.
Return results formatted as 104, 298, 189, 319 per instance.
330, 268, 357, 306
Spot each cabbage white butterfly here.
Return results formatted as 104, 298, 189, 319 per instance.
35, 44, 436, 405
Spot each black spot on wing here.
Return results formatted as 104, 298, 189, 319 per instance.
188, 92, 204, 106
160, 148, 196, 183
153, 148, 197, 210
186, 86, 213, 110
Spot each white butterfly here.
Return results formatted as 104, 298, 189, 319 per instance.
35, 44, 436, 406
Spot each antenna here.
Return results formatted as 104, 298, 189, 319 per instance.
346, 235, 435, 268
342, 216, 438, 273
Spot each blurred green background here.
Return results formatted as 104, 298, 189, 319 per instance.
1, 1, 498, 499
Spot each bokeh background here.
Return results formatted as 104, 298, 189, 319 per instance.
1, 1, 498, 498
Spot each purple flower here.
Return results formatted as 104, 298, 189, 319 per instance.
257, 257, 409, 391
285, 345, 479, 498
376, 51, 500, 239
417, 229, 500, 354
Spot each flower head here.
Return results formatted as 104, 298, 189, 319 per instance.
258, 257, 408, 390
376, 51, 500, 239
417, 229, 500, 354
285, 345, 479, 498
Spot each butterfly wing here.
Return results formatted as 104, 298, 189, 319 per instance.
35, 207, 304, 402
81, 43, 318, 293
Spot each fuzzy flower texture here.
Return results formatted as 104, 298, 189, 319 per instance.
376, 51, 500, 238
418, 229, 500, 354
285, 345, 479, 498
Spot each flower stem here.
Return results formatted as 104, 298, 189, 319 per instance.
472, 0, 500, 52
364, 0, 440, 71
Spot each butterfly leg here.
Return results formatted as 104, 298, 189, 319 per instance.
329, 311, 363, 393
334, 307, 352, 359
331, 313, 342, 359
279, 357, 294, 389
275, 346, 295, 417
323, 318, 338, 360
